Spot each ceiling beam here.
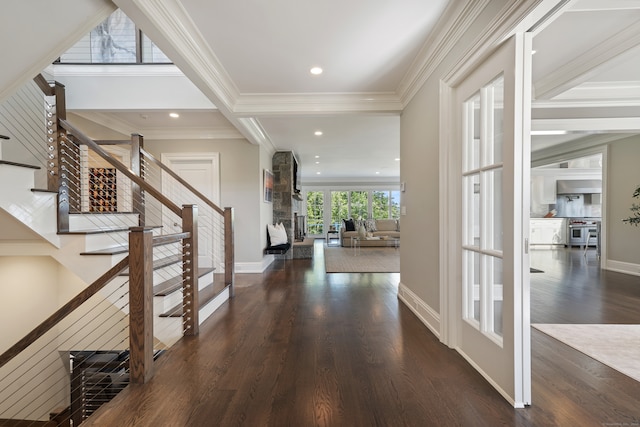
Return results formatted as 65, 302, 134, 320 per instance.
534, 20, 640, 100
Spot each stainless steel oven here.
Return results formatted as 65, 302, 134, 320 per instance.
567, 219, 599, 248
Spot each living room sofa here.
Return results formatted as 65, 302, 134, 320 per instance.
340, 219, 400, 247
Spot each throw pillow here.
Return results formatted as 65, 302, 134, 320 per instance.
343, 218, 356, 232
267, 223, 288, 246
364, 219, 377, 232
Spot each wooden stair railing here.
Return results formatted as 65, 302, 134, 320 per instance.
141, 148, 235, 296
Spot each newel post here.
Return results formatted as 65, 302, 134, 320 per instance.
183, 204, 199, 336
128, 226, 154, 383
224, 207, 235, 298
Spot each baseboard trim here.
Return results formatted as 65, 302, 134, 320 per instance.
235, 256, 274, 274
604, 259, 640, 277
397, 282, 441, 340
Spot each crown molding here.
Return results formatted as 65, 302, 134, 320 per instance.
234, 92, 402, 116
535, 20, 640, 100
114, 0, 240, 112
237, 118, 277, 152
444, 0, 547, 87
398, 0, 490, 106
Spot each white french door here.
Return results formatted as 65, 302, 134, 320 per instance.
450, 33, 532, 407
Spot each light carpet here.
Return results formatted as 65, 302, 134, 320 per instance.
324, 246, 399, 273
533, 323, 640, 382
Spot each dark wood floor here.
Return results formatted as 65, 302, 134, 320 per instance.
84, 242, 640, 426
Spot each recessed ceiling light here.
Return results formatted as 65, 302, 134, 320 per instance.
375, 171, 381, 175
394, 158, 400, 161
169, 113, 180, 118
310, 66, 323, 75
315, 161, 320, 164
314, 131, 323, 136
315, 155, 320, 159
316, 171, 321, 175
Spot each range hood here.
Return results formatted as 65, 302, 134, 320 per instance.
556, 179, 602, 194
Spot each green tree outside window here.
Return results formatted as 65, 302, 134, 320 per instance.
306, 191, 324, 235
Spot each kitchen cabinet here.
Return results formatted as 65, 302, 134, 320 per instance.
530, 218, 567, 245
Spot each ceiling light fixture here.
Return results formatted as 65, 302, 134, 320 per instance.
395, 158, 400, 161
316, 171, 321, 175
169, 113, 180, 118
310, 66, 323, 75
315, 155, 320, 159
315, 161, 320, 164
314, 131, 323, 136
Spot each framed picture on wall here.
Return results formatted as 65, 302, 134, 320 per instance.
264, 169, 274, 203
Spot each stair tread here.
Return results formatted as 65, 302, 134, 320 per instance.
68, 224, 163, 237
159, 281, 229, 317
64, 227, 133, 236
153, 267, 216, 296
80, 245, 129, 255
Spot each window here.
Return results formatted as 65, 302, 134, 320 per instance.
57, 10, 171, 64
331, 191, 349, 230
372, 190, 401, 219
349, 191, 368, 220
306, 191, 324, 235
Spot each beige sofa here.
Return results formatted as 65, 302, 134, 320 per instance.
340, 219, 400, 247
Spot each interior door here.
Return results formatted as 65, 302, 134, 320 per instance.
454, 33, 532, 407
162, 153, 221, 269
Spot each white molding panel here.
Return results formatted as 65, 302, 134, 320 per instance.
397, 282, 441, 340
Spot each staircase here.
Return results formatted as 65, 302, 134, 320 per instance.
0, 77, 235, 425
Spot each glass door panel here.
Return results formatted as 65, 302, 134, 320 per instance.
453, 33, 532, 407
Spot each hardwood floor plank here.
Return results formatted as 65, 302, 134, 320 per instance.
82, 242, 640, 426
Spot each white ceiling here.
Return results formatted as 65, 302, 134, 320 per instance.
64, 0, 640, 183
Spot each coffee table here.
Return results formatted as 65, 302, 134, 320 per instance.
351, 236, 399, 255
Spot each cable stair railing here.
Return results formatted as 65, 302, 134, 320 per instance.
0, 75, 235, 425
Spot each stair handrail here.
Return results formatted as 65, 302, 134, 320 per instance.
58, 119, 182, 217
0, 256, 130, 370
140, 147, 225, 216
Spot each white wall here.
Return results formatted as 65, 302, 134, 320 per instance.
0, 257, 61, 351
0, 0, 116, 102
146, 139, 267, 268
0, 257, 87, 421
399, 0, 513, 324
606, 136, 640, 270
260, 144, 275, 260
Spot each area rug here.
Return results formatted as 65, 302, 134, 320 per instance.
532, 324, 640, 382
324, 246, 399, 273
